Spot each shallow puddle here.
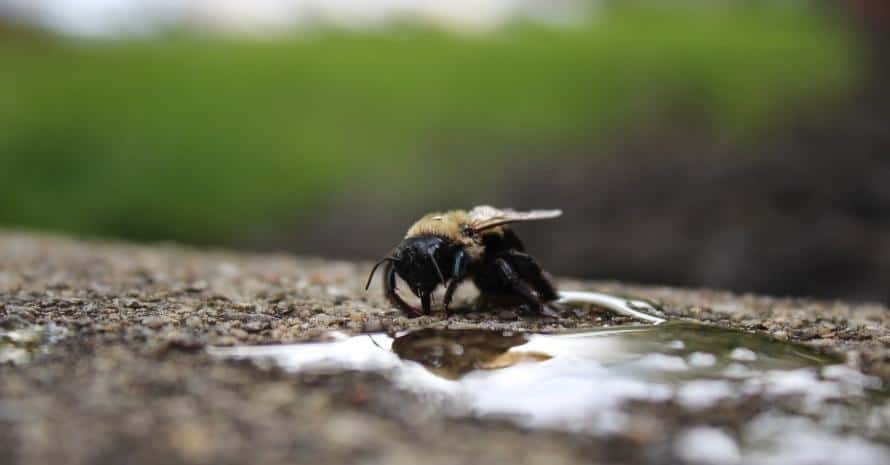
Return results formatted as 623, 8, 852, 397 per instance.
211, 323, 889, 465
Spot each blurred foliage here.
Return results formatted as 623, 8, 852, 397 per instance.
0, 6, 862, 244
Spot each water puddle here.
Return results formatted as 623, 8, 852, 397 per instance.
211, 323, 889, 464
0, 324, 68, 365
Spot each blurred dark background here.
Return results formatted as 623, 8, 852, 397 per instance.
1, 1, 888, 302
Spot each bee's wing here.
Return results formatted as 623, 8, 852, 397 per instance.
467, 205, 562, 232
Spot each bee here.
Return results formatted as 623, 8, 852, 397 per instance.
365, 206, 562, 317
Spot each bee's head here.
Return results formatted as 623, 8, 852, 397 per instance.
389, 235, 451, 297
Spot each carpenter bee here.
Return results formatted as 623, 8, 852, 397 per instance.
365, 206, 561, 317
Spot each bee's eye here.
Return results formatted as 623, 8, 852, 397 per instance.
461, 226, 473, 237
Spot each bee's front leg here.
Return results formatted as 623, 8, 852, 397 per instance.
420, 293, 432, 315
383, 261, 423, 318
443, 249, 468, 313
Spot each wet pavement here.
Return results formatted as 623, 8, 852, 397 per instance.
1, 232, 889, 465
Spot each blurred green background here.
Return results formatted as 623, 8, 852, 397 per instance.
2, 1, 889, 301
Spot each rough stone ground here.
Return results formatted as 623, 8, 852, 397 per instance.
0, 231, 888, 465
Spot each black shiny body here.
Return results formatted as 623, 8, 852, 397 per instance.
470, 229, 557, 302
380, 228, 558, 317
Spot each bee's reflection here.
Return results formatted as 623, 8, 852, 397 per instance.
390, 328, 550, 379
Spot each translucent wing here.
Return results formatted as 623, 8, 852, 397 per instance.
466, 205, 562, 232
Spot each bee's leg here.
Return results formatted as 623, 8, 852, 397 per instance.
443, 249, 468, 313
420, 293, 432, 315
493, 257, 545, 314
504, 251, 559, 302
383, 261, 423, 318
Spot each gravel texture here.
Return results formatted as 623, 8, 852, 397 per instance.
0, 231, 888, 465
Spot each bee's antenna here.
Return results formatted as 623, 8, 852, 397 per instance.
429, 255, 447, 289
365, 257, 396, 290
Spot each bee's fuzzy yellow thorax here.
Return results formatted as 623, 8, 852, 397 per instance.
405, 210, 469, 240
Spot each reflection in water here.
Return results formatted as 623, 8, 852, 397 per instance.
211, 323, 889, 465
391, 328, 545, 379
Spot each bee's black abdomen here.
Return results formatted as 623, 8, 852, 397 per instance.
505, 251, 559, 301
472, 227, 558, 312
